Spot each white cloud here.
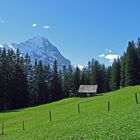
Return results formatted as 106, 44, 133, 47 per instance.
105, 54, 120, 62
99, 54, 105, 58
74, 64, 84, 70
43, 25, 50, 29
99, 49, 120, 62
0, 17, 5, 23
108, 50, 112, 53
105, 49, 112, 53
32, 24, 37, 27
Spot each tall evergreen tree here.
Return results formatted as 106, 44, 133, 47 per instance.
67, 65, 75, 96
136, 38, 140, 84
29, 59, 39, 106
44, 64, 51, 102
107, 66, 112, 91
0, 48, 7, 110
73, 66, 81, 93
12, 49, 28, 108
37, 61, 49, 104
80, 68, 87, 85
110, 58, 121, 90
62, 66, 70, 98
125, 41, 138, 86
90, 60, 103, 92
51, 60, 63, 101
120, 54, 126, 87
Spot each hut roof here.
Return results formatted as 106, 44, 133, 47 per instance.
78, 85, 98, 93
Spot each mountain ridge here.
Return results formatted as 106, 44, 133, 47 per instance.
1, 36, 71, 69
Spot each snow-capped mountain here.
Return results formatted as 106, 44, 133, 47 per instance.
2, 36, 71, 69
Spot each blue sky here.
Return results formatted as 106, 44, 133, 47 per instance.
0, 0, 140, 66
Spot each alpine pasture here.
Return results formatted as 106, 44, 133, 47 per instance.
0, 86, 140, 140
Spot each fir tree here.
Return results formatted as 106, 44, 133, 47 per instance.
73, 66, 81, 93
125, 41, 138, 86
110, 58, 121, 90
51, 60, 63, 101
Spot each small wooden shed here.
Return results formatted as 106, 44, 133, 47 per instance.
78, 85, 98, 97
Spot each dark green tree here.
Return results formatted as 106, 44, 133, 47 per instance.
37, 61, 49, 104
62, 66, 70, 97
73, 66, 81, 93
110, 58, 121, 90
29, 59, 39, 106
125, 41, 138, 86
136, 38, 140, 84
51, 60, 63, 101
12, 49, 28, 109
120, 54, 126, 87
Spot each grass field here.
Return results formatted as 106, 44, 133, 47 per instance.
0, 86, 140, 140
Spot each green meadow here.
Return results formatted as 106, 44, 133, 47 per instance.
0, 86, 140, 140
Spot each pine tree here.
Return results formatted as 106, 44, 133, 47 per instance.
29, 59, 39, 106
12, 49, 28, 109
62, 66, 70, 98
90, 60, 102, 92
80, 68, 87, 85
136, 38, 140, 84
120, 54, 126, 87
73, 66, 81, 94
44, 64, 51, 102
67, 65, 75, 96
37, 61, 49, 104
51, 60, 63, 101
5, 49, 16, 110
100, 64, 109, 92
110, 58, 121, 90
0, 48, 6, 110
107, 66, 112, 91
125, 41, 138, 86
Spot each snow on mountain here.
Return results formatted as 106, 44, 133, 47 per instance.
0, 44, 3, 48
74, 64, 84, 70
3, 36, 71, 69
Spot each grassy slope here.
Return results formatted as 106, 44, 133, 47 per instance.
0, 86, 140, 140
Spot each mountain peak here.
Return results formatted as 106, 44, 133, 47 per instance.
3, 36, 71, 69
30, 36, 47, 41
25, 36, 49, 45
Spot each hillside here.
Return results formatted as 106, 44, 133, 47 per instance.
0, 86, 140, 140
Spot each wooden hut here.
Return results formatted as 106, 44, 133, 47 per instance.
78, 85, 98, 97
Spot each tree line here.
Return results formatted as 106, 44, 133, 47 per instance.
0, 38, 140, 111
